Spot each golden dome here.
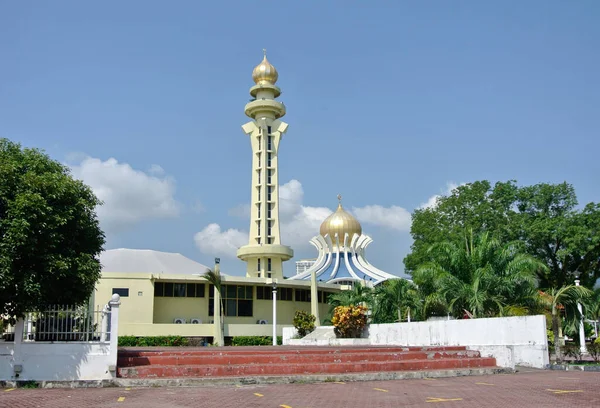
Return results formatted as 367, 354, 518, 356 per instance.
252, 49, 278, 85
320, 195, 362, 244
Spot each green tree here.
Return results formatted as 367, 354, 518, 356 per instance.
405, 180, 600, 289
412, 232, 545, 318
539, 285, 592, 363
0, 139, 105, 319
371, 279, 421, 323
202, 268, 224, 346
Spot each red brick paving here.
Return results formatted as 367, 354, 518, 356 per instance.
2, 369, 599, 407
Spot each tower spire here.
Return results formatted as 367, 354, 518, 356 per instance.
237, 52, 293, 279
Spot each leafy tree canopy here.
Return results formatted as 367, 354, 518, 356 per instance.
0, 138, 105, 319
405, 180, 600, 289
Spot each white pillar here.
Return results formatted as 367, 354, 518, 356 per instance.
272, 282, 277, 346
310, 270, 320, 327
100, 304, 110, 342
108, 294, 121, 375
575, 278, 587, 354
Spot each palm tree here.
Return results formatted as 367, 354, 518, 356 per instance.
202, 268, 224, 346
589, 289, 600, 338
413, 231, 545, 319
540, 285, 593, 362
372, 279, 420, 324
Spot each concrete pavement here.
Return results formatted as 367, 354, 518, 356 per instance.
1, 369, 598, 407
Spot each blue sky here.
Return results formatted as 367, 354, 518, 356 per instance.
1, 1, 599, 277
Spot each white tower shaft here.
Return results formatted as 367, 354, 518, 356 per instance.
237, 53, 293, 279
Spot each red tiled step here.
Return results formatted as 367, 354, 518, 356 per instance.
118, 345, 468, 358
117, 357, 497, 378
118, 350, 481, 368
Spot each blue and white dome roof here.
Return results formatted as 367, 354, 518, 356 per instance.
289, 196, 399, 285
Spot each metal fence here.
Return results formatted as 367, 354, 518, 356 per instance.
1, 320, 15, 342
19, 303, 112, 342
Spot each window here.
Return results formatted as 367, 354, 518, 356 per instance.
257, 153, 261, 167
257, 170, 261, 184
257, 203, 261, 218
154, 282, 205, 297
257, 135, 261, 149
257, 220, 261, 236
267, 204, 272, 219
267, 238, 272, 244
267, 136, 273, 151
174, 283, 186, 297
267, 222, 272, 236
267, 125, 272, 134
267, 152, 272, 167
112, 288, 129, 297
318, 291, 331, 303
267, 258, 272, 272
257, 258, 261, 272
209, 285, 253, 317
256, 286, 293, 301
295, 289, 311, 302
267, 169, 272, 184
257, 237, 261, 244
257, 186, 261, 197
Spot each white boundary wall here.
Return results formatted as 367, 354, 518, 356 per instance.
284, 315, 549, 369
0, 295, 121, 382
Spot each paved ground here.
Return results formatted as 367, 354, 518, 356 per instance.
1, 369, 599, 407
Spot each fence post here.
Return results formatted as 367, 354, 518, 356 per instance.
11, 319, 25, 378
107, 294, 121, 375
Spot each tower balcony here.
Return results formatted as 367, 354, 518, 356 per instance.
245, 99, 286, 119
237, 244, 294, 262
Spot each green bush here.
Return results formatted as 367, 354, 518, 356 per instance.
293, 310, 316, 337
587, 341, 600, 363
118, 336, 189, 347
231, 336, 282, 346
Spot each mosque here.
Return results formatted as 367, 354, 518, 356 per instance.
94, 52, 400, 343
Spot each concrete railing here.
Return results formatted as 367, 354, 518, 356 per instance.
0, 294, 121, 382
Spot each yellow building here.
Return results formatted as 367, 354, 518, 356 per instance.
95, 248, 339, 341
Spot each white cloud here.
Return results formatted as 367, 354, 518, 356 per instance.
352, 205, 411, 231
70, 156, 180, 233
419, 182, 464, 209
193, 179, 410, 258
193, 223, 248, 257
148, 164, 165, 176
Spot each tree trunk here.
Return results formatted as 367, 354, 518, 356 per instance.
397, 307, 402, 323
552, 306, 562, 363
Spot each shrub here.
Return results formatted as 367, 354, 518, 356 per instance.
331, 305, 368, 338
231, 336, 282, 346
563, 343, 584, 362
293, 310, 316, 337
587, 342, 600, 363
118, 336, 189, 347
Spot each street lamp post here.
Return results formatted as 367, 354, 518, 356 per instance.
272, 280, 277, 346
574, 275, 587, 355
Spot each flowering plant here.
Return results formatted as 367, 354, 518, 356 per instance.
331, 305, 368, 338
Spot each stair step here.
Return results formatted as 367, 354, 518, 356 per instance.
118, 345, 468, 358
118, 350, 481, 367
117, 357, 497, 378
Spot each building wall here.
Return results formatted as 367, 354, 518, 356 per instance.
96, 273, 336, 336
94, 274, 154, 324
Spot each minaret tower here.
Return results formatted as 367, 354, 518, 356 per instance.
237, 50, 293, 279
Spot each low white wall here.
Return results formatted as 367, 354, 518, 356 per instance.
284, 315, 549, 369
0, 342, 114, 381
368, 315, 549, 368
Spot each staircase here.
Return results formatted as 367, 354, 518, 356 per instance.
117, 346, 498, 379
